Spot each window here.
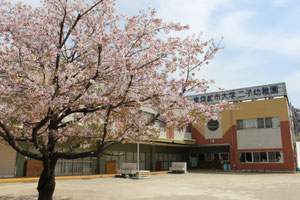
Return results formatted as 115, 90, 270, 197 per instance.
110, 151, 147, 170
55, 158, 92, 175
220, 153, 229, 161
272, 117, 280, 128
177, 154, 182, 161
159, 153, 164, 161
212, 152, 229, 161
245, 152, 252, 162
163, 153, 168, 161
55, 148, 93, 175
73, 159, 84, 174
237, 117, 280, 130
239, 152, 246, 163
126, 152, 133, 162
268, 152, 276, 162
120, 153, 125, 163
276, 152, 282, 162
213, 153, 219, 161
139, 153, 146, 169
175, 127, 182, 132
239, 152, 252, 163
150, 114, 155, 122
198, 153, 205, 161
238, 151, 283, 163
167, 153, 172, 161
253, 152, 260, 162
64, 161, 73, 174
143, 112, 155, 123
237, 119, 258, 130
260, 152, 267, 162
157, 152, 183, 170
112, 151, 119, 163
243, 119, 257, 129
186, 123, 191, 132
133, 152, 137, 162
159, 121, 166, 128
257, 118, 264, 128
207, 120, 219, 131
172, 154, 177, 161
237, 120, 243, 130
265, 117, 272, 128
268, 152, 282, 162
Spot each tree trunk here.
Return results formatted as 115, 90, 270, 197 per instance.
37, 158, 57, 200
96, 155, 101, 174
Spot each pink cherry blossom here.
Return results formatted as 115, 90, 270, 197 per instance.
0, 1, 224, 199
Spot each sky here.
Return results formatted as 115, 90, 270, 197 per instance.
9, 0, 300, 107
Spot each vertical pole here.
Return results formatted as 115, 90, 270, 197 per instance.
137, 142, 140, 179
230, 109, 235, 170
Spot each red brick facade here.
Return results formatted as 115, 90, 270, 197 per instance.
191, 121, 296, 172
232, 122, 296, 172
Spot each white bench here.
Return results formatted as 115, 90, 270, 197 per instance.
117, 163, 150, 178
169, 162, 187, 174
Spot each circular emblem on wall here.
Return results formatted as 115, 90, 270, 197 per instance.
207, 120, 219, 131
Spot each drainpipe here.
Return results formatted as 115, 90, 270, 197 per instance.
230, 110, 235, 170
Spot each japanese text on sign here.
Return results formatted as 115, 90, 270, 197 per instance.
189, 83, 286, 104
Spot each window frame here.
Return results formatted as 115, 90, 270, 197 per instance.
238, 151, 283, 164
237, 117, 280, 130
211, 152, 230, 161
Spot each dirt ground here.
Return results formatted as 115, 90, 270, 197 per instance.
0, 172, 300, 200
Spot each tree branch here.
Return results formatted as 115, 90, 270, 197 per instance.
58, 0, 104, 49
0, 121, 42, 160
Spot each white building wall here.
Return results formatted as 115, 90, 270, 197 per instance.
297, 142, 300, 168
237, 128, 282, 149
174, 130, 192, 140
204, 120, 222, 139
158, 129, 167, 139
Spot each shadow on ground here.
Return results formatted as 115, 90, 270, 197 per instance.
0, 195, 72, 200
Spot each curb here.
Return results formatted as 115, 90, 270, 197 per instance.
0, 171, 171, 183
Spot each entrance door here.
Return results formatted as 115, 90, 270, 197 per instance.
190, 154, 198, 168
0, 145, 17, 177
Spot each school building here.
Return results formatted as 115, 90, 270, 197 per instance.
188, 82, 297, 172
0, 82, 297, 177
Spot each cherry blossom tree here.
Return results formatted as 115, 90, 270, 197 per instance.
0, 0, 223, 199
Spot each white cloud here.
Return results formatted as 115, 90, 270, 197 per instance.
154, 0, 300, 92
218, 15, 300, 58
198, 51, 271, 91
273, 0, 288, 7
156, 0, 232, 37
211, 10, 255, 44
156, 0, 300, 58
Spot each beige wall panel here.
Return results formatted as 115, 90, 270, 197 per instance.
0, 145, 17, 177
193, 98, 289, 140
227, 98, 289, 125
